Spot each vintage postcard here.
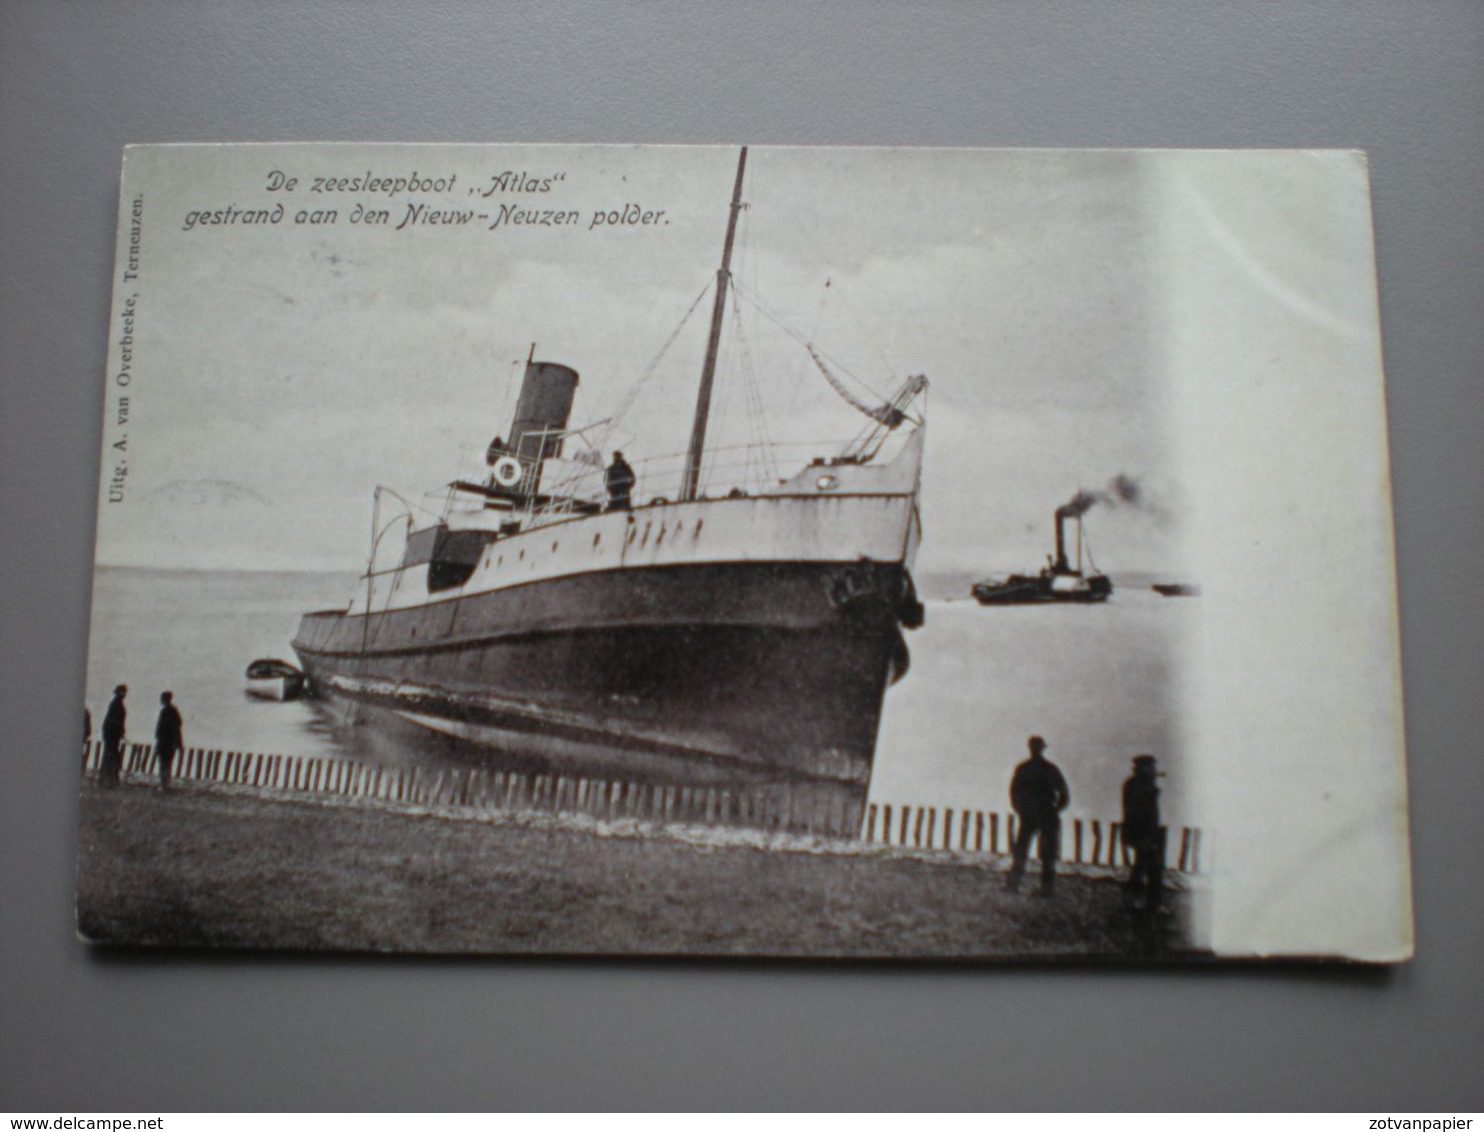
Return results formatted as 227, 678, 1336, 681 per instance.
77, 144, 1410, 960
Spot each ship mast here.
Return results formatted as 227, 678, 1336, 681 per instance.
680, 146, 748, 503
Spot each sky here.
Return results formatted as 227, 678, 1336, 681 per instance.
97, 144, 1186, 576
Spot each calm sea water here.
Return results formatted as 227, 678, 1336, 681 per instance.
84, 566, 1196, 826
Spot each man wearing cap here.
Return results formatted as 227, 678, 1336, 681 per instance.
1122, 754, 1165, 911
100, 684, 127, 787
1006, 735, 1071, 895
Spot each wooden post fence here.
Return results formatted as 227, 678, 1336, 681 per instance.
76, 740, 1205, 873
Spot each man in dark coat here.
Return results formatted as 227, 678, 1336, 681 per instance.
1122, 754, 1165, 911
154, 691, 184, 793
1006, 735, 1070, 895
605, 451, 636, 511
99, 685, 127, 787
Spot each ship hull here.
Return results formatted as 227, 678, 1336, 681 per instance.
292, 559, 912, 796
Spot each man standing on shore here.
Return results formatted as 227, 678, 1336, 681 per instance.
1122, 754, 1165, 912
100, 685, 127, 787
1006, 735, 1071, 896
154, 691, 184, 793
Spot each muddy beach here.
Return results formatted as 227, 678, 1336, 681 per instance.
76, 783, 1196, 959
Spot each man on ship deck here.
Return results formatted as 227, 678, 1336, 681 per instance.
606, 451, 636, 511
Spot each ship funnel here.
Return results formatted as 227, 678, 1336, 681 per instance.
1054, 512, 1071, 573
508, 358, 579, 494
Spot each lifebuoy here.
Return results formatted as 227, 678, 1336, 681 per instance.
492, 456, 523, 488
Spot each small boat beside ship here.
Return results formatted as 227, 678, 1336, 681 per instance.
244, 658, 306, 701
971, 505, 1112, 605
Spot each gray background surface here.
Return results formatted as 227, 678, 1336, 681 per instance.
2, 1, 1480, 1111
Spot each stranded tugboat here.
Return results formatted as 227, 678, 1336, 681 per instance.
289, 148, 928, 834
971, 503, 1113, 605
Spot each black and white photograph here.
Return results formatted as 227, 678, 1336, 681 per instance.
75, 142, 1409, 960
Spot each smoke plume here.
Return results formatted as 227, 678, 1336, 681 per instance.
1056, 474, 1168, 524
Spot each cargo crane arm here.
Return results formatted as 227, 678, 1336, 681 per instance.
727, 275, 926, 460
826, 367, 929, 464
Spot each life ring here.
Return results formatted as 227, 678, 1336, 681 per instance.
492, 456, 524, 489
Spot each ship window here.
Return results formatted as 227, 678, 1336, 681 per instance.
656, 528, 666, 547
592, 533, 601, 547
552, 541, 558, 553
626, 529, 636, 545
695, 519, 703, 537
518, 549, 524, 561
497, 555, 503, 567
